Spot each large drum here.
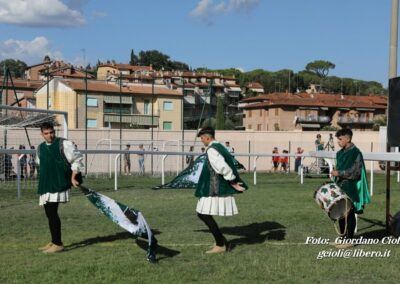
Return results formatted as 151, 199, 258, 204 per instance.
314, 182, 352, 221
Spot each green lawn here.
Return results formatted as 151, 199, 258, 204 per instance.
1, 173, 400, 283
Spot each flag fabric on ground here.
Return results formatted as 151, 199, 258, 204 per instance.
153, 154, 246, 189
79, 186, 157, 263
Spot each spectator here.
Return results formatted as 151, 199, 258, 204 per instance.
315, 134, 324, 151
29, 145, 37, 178
138, 144, 145, 175
225, 141, 235, 155
280, 150, 289, 173
19, 145, 28, 178
186, 146, 195, 165
124, 144, 131, 176
271, 147, 280, 173
294, 147, 304, 174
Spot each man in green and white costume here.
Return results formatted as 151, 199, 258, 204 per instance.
36, 122, 84, 253
331, 128, 370, 242
195, 127, 248, 254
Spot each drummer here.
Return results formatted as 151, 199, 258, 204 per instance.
331, 128, 370, 244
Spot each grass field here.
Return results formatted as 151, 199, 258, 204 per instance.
1, 173, 400, 283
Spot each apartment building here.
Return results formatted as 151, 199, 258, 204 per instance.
240, 92, 387, 131
35, 78, 182, 130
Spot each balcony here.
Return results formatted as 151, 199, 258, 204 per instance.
104, 108, 131, 114
297, 115, 331, 124
104, 114, 159, 126
337, 117, 374, 125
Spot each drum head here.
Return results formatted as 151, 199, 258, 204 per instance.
328, 198, 352, 220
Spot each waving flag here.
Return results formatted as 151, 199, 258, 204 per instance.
79, 186, 157, 263
153, 154, 246, 189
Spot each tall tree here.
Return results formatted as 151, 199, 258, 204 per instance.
138, 50, 170, 70
129, 49, 138, 65
215, 96, 225, 130
0, 59, 28, 78
305, 60, 336, 78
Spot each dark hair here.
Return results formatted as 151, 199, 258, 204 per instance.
40, 122, 54, 132
126, 144, 130, 147
283, 150, 288, 153
335, 128, 353, 139
197, 127, 215, 138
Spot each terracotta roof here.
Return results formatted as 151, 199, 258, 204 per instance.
99, 64, 152, 72
247, 82, 264, 89
240, 92, 387, 110
0, 77, 44, 89
60, 80, 181, 96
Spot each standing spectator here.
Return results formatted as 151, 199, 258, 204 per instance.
138, 144, 145, 175
29, 145, 37, 178
19, 145, 28, 178
315, 134, 324, 151
280, 150, 289, 173
186, 146, 194, 165
124, 144, 131, 176
5, 147, 13, 179
294, 147, 304, 174
271, 147, 280, 173
225, 141, 235, 155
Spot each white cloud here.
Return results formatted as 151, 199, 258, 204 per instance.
191, 0, 259, 23
0, 0, 85, 27
0, 37, 63, 64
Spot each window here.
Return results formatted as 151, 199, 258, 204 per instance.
87, 98, 98, 107
144, 100, 150, 114
87, 119, 97, 128
257, 124, 262, 131
275, 108, 279, 116
163, 101, 173, 111
259, 109, 262, 116
163, 121, 172, 130
248, 124, 252, 129
248, 110, 252, 118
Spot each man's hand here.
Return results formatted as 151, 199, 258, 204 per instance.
231, 182, 246, 192
71, 172, 80, 188
331, 170, 339, 177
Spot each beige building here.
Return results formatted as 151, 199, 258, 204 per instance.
35, 78, 182, 130
240, 92, 387, 131
97, 64, 153, 80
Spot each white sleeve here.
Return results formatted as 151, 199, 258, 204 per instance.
35, 147, 40, 165
207, 147, 236, 181
63, 140, 85, 173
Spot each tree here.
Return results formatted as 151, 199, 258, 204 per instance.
138, 50, 170, 70
305, 60, 336, 78
129, 49, 138, 65
215, 96, 225, 130
0, 59, 28, 78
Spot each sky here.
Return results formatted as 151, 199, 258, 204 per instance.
0, 0, 394, 86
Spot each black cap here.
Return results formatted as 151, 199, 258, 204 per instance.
197, 126, 215, 137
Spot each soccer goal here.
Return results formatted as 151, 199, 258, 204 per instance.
0, 105, 68, 191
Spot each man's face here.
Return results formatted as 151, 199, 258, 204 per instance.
200, 134, 212, 146
336, 135, 351, 148
41, 128, 55, 143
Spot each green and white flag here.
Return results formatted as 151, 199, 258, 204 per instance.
79, 186, 157, 263
154, 154, 246, 189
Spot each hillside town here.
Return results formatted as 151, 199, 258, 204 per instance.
1, 57, 387, 131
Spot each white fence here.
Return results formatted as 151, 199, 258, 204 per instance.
2, 148, 400, 199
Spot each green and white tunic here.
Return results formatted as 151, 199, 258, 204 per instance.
195, 141, 248, 216
36, 138, 84, 206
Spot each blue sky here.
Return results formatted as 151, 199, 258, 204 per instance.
0, 0, 394, 85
